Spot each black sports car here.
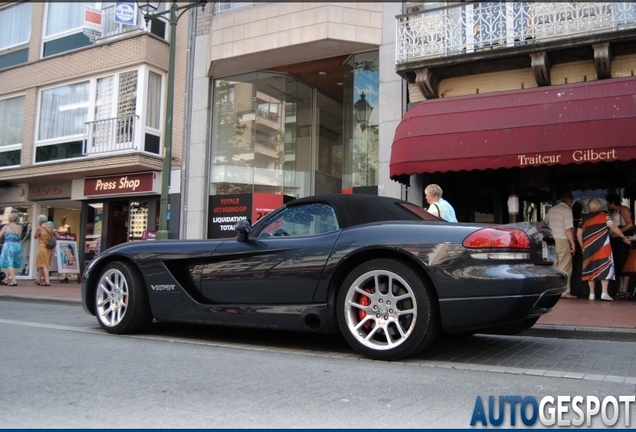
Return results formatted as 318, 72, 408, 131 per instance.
82, 194, 566, 361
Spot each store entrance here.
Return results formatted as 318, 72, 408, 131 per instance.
107, 200, 129, 249
82, 198, 157, 267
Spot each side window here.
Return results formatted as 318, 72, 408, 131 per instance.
0, 94, 25, 167
0, 2, 32, 70
258, 203, 339, 238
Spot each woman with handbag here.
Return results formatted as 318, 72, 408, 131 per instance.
606, 193, 634, 299
33, 214, 57, 286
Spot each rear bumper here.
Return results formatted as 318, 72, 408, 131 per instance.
439, 288, 563, 333
434, 263, 567, 333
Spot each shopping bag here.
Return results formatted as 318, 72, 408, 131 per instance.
622, 247, 636, 274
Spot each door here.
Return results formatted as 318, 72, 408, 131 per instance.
107, 200, 129, 249
199, 202, 341, 304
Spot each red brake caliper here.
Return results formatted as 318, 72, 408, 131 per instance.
357, 289, 373, 329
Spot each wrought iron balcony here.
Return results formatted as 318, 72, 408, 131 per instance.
396, 2, 636, 64
84, 116, 139, 156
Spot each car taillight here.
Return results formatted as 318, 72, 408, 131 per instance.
462, 227, 532, 249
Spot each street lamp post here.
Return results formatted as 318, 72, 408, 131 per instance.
353, 92, 373, 132
353, 92, 374, 185
136, 0, 206, 239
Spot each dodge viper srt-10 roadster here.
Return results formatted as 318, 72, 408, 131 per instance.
82, 194, 566, 361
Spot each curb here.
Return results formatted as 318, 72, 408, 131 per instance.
0, 294, 81, 307
522, 324, 636, 343
3, 294, 636, 343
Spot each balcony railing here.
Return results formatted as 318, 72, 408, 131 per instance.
257, 108, 279, 122
84, 115, 139, 155
396, 2, 636, 63
92, 3, 145, 41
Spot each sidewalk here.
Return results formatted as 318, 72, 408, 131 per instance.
0, 278, 82, 303
529, 295, 636, 342
1, 279, 635, 342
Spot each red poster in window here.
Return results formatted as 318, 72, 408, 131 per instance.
252, 193, 283, 224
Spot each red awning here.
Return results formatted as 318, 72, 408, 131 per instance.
390, 76, 636, 183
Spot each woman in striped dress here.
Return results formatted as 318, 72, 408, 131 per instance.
577, 198, 631, 301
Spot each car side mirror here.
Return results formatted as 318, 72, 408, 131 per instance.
235, 219, 251, 242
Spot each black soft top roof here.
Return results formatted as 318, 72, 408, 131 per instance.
286, 194, 438, 229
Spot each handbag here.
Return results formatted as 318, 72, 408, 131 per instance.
622, 247, 636, 274
44, 228, 57, 250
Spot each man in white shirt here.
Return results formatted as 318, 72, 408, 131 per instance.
544, 192, 577, 298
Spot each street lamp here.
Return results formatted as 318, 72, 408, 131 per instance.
136, 0, 207, 239
354, 92, 373, 132
353, 92, 375, 186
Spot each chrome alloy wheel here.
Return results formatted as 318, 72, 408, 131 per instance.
96, 268, 129, 328
343, 269, 418, 351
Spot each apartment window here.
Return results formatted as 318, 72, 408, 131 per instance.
36, 68, 163, 163
43, 2, 94, 57
0, 95, 24, 167
39, 81, 90, 141
0, 3, 32, 50
95, 76, 114, 121
145, 71, 162, 154
116, 71, 138, 146
218, 87, 235, 114
90, 71, 139, 150
146, 72, 161, 129
118, 71, 138, 118
0, 2, 32, 69
257, 101, 280, 122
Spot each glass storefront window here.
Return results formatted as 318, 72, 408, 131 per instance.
285, 76, 313, 198
211, 72, 314, 198
210, 49, 379, 203
343, 51, 379, 189
83, 199, 156, 260
316, 92, 343, 195
129, 201, 149, 241
85, 203, 103, 257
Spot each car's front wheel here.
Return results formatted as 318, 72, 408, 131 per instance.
95, 261, 153, 334
337, 258, 439, 361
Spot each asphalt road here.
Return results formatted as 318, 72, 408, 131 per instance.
0, 300, 634, 428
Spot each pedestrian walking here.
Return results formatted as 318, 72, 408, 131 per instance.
577, 198, 631, 301
544, 192, 577, 298
0, 213, 23, 286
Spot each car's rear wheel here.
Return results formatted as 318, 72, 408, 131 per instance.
337, 258, 439, 361
95, 261, 153, 334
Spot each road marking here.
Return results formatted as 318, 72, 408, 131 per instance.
1, 318, 633, 383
